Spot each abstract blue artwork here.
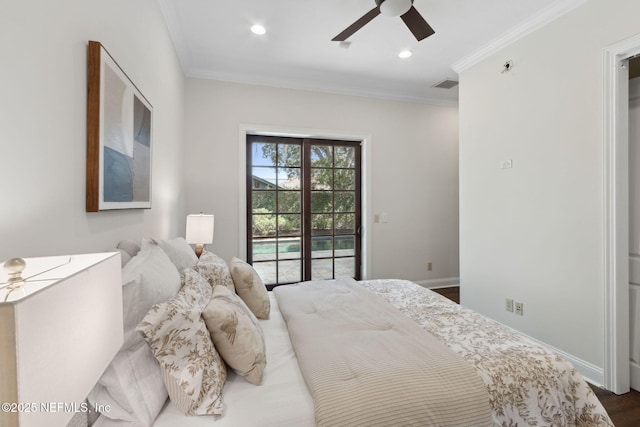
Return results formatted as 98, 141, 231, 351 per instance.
87, 41, 153, 211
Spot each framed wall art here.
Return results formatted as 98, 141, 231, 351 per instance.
86, 40, 153, 212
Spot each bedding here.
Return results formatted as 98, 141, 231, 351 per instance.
274, 278, 493, 427
90, 242, 613, 426
152, 279, 613, 427
360, 279, 614, 427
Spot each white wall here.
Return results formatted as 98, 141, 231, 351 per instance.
459, 0, 640, 374
0, 0, 185, 261
184, 79, 459, 283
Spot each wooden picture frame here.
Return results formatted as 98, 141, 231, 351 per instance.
86, 41, 153, 212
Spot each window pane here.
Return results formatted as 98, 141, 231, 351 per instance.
312, 214, 333, 235
277, 167, 300, 190
311, 191, 333, 213
278, 191, 300, 213
334, 169, 355, 190
335, 236, 355, 256
278, 214, 301, 237
252, 191, 275, 213
252, 166, 277, 189
251, 143, 276, 167
312, 259, 333, 280
312, 237, 332, 259
253, 261, 276, 285
335, 257, 355, 279
279, 260, 301, 283
335, 213, 355, 234
252, 239, 277, 261
310, 145, 332, 167
311, 168, 333, 190
334, 192, 354, 212
278, 237, 301, 260
277, 144, 301, 167
252, 214, 276, 238
334, 146, 355, 168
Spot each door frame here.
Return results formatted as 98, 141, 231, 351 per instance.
238, 123, 372, 280
602, 34, 640, 394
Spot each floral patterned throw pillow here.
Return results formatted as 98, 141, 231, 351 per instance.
137, 269, 226, 416
195, 251, 235, 292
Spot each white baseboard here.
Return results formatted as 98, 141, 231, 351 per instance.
414, 277, 460, 289
520, 333, 605, 387
631, 360, 640, 391
413, 278, 607, 388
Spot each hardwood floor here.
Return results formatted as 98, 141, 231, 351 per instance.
590, 384, 640, 426
431, 285, 460, 304
430, 285, 640, 426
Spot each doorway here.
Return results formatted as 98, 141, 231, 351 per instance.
629, 57, 640, 392
246, 134, 362, 288
603, 34, 640, 394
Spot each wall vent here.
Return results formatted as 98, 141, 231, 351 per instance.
432, 79, 459, 89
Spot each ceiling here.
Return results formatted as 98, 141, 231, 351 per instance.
157, 0, 580, 105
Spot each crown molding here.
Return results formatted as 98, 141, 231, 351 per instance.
452, 0, 587, 74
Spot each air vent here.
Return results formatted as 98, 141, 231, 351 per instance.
433, 79, 459, 89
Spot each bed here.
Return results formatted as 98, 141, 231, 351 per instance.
89, 239, 614, 427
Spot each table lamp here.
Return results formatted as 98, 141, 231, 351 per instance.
186, 213, 214, 258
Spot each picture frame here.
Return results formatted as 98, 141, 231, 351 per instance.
86, 41, 153, 212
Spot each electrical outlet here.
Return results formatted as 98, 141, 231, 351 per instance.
427, 262, 433, 271
505, 298, 513, 312
500, 159, 513, 169
514, 302, 523, 316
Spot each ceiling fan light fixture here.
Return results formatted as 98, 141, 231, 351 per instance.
376, 0, 413, 17
250, 24, 266, 35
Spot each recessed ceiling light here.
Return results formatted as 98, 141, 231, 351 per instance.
398, 50, 412, 59
251, 24, 266, 35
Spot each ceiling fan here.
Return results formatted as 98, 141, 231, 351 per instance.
332, 0, 435, 42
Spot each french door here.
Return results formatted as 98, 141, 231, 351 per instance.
246, 135, 361, 288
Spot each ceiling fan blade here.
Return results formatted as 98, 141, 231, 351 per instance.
332, 7, 381, 41
400, 6, 435, 41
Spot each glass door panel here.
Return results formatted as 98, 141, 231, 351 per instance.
247, 135, 361, 288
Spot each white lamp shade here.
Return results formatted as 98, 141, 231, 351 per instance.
186, 214, 215, 244
0, 253, 123, 427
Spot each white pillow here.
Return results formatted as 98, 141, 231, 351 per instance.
229, 257, 270, 319
142, 237, 198, 275
117, 239, 141, 259
121, 244, 182, 349
87, 340, 167, 425
89, 244, 181, 424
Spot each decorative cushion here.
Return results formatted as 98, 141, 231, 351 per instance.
229, 257, 270, 319
137, 270, 226, 416
142, 237, 198, 275
195, 251, 235, 292
202, 285, 266, 385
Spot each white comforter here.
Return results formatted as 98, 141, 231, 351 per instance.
153, 279, 614, 427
